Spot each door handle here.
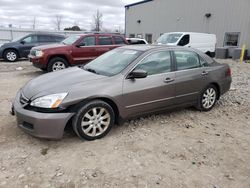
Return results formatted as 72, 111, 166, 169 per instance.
164, 78, 175, 83
201, 71, 208, 76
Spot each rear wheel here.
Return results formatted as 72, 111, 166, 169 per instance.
197, 85, 218, 111
47, 57, 68, 72
3, 49, 18, 62
72, 100, 115, 141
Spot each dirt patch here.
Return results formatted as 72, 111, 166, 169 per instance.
0, 60, 249, 188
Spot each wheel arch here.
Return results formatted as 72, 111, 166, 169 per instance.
66, 96, 120, 130
3, 48, 20, 58
48, 54, 70, 65
209, 82, 221, 100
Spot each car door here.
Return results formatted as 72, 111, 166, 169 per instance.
173, 50, 207, 105
19, 35, 38, 57
122, 50, 176, 117
95, 35, 117, 56
71, 36, 97, 65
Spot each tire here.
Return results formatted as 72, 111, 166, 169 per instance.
47, 57, 68, 72
72, 100, 115, 141
3, 49, 18, 62
196, 84, 218, 111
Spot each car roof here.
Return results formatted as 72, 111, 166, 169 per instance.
30, 33, 64, 37
120, 44, 186, 52
74, 33, 123, 37
120, 45, 214, 63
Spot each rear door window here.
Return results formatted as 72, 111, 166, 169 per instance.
98, 36, 113, 45
113, 36, 126, 44
38, 35, 52, 43
178, 35, 190, 46
174, 51, 200, 70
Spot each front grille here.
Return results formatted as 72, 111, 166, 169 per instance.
19, 93, 29, 107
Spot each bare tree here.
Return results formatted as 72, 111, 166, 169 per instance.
32, 16, 36, 29
54, 15, 63, 30
92, 10, 103, 32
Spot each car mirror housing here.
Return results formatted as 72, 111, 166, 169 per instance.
127, 69, 148, 79
76, 43, 86, 48
20, 41, 25, 45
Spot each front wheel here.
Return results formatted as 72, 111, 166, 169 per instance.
47, 57, 68, 72
72, 100, 115, 141
197, 85, 218, 111
4, 49, 18, 62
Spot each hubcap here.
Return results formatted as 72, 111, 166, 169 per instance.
81, 107, 111, 137
52, 62, 66, 71
202, 88, 216, 109
6, 52, 17, 61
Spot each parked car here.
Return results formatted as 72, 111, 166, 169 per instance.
156, 32, 217, 57
12, 45, 231, 141
0, 33, 65, 62
126, 38, 148, 45
29, 33, 128, 72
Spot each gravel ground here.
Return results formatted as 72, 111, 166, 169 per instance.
0, 59, 249, 188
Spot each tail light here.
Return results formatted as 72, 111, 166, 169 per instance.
226, 67, 232, 77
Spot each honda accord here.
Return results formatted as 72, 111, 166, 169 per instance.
12, 45, 232, 141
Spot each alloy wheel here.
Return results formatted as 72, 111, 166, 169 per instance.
202, 87, 216, 109
81, 107, 111, 137
52, 62, 66, 71
6, 51, 17, 61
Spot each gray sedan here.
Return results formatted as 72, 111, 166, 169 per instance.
12, 45, 232, 140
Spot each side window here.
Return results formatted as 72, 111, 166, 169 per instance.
23, 35, 37, 43
174, 51, 200, 70
113, 36, 126, 44
80, 36, 96, 46
134, 51, 171, 76
98, 36, 113, 45
38, 35, 51, 43
178, 35, 190, 46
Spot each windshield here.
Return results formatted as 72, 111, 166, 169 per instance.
156, 33, 183, 44
83, 48, 142, 76
61, 35, 81, 45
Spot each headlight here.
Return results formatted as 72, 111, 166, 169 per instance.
35, 50, 44, 57
30, 93, 68, 108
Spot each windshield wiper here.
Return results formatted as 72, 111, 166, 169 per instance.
83, 67, 99, 74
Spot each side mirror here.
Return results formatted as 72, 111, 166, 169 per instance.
127, 69, 147, 79
20, 40, 25, 45
76, 42, 85, 47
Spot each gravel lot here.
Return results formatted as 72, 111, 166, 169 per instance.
0, 59, 249, 188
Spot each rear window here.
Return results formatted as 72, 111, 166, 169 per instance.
98, 36, 113, 45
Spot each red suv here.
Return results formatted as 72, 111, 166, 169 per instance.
29, 33, 128, 72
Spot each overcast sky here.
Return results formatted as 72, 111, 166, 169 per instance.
0, 0, 142, 31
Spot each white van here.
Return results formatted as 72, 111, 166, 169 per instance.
156, 32, 217, 57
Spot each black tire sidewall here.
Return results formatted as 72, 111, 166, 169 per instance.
72, 100, 115, 141
199, 85, 218, 111
4, 49, 18, 62
47, 57, 68, 72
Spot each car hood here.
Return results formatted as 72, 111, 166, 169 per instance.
32, 43, 67, 50
1, 41, 18, 48
22, 67, 106, 99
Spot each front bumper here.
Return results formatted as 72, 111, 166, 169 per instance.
13, 92, 74, 140
29, 55, 47, 69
